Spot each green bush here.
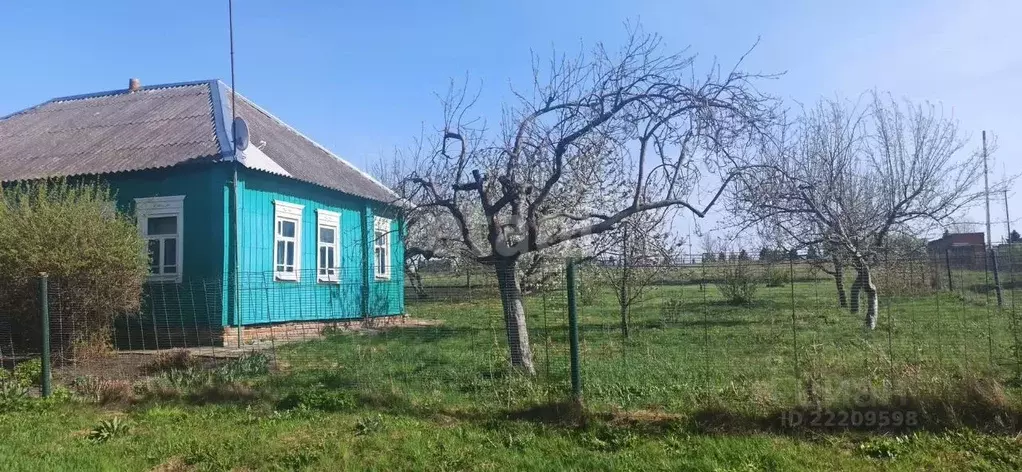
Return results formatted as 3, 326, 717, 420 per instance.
0, 380, 29, 412
763, 266, 790, 287
13, 359, 42, 387
715, 260, 758, 305
576, 281, 601, 307
0, 180, 147, 356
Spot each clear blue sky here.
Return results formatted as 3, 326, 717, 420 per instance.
2, 0, 1020, 242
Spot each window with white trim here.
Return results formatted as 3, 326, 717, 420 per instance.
374, 216, 392, 280
317, 209, 340, 283
273, 201, 304, 281
135, 196, 185, 283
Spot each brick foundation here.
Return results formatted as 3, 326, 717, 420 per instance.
222, 315, 409, 347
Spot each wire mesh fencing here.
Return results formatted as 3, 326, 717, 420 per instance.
1, 249, 1020, 419
573, 249, 1022, 415
0, 266, 569, 410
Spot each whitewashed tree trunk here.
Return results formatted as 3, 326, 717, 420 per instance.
495, 258, 535, 374
849, 263, 878, 329
863, 272, 879, 330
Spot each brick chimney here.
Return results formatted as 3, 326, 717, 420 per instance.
128, 78, 142, 92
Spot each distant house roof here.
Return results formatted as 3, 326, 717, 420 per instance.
927, 232, 985, 248
0, 79, 397, 203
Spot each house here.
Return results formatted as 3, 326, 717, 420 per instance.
0, 79, 405, 347
927, 232, 985, 269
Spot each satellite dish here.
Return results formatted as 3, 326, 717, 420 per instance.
233, 117, 250, 151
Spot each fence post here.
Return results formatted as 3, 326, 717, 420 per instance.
39, 273, 51, 398
991, 248, 1004, 307
566, 259, 582, 404
945, 249, 953, 291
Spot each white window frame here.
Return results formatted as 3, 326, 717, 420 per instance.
273, 201, 304, 282
374, 216, 392, 280
135, 195, 185, 283
316, 209, 341, 283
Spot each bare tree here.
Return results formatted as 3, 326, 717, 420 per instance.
377, 149, 609, 300
734, 94, 988, 329
596, 210, 679, 338
403, 26, 776, 373
373, 152, 479, 298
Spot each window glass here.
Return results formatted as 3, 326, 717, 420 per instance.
319, 227, 335, 243
147, 216, 177, 235
136, 196, 184, 282
280, 220, 296, 238
164, 238, 177, 266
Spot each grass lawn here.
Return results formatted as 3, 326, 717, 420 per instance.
3, 401, 1022, 471
2, 268, 1022, 470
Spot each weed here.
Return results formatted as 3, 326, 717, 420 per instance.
96, 380, 135, 405
580, 423, 638, 452
0, 379, 30, 411
70, 333, 114, 362
354, 414, 384, 436
943, 430, 1022, 468
13, 359, 41, 387
218, 352, 271, 378
274, 445, 323, 470
141, 349, 196, 374
87, 416, 131, 444
858, 435, 912, 459
277, 387, 355, 412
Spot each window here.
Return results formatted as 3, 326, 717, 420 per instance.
374, 216, 392, 280
135, 196, 185, 283
317, 209, 340, 283
273, 201, 304, 281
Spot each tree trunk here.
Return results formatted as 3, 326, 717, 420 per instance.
850, 264, 878, 329
832, 255, 847, 308
862, 267, 878, 330
495, 258, 536, 375
619, 303, 629, 339
618, 274, 630, 338
620, 231, 630, 339
849, 269, 861, 315
408, 269, 428, 299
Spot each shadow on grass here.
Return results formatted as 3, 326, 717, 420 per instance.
635, 318, 755, 329
122, 365, 1022, 442
967, 281, 1022, 294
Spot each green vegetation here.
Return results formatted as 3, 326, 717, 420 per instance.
0, 179, 147, 355
2, 271, 1022, 470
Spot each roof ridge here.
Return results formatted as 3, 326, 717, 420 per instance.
0, 80, 216, 122
217, 81, 399, 200
48, 79, 215, 104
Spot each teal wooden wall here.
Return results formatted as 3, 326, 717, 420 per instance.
106, 164, 228, 282
232, 168, 404, 326
58, 163, 402, 339
103, 164, 229, 346
369, 208, 405, 316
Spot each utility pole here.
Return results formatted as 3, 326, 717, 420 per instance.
985, 131, 993, 247
1005, 190, 1013, 245
983, 131, 1004, 307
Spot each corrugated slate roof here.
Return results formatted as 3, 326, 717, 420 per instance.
0, 80, 397, 203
